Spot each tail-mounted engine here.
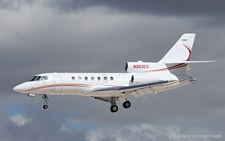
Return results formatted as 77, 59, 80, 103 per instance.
130, 74, 161, 85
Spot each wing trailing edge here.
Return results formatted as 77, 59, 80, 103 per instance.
93, 81, 168, 92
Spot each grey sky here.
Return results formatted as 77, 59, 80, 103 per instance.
0, 0, 224, 140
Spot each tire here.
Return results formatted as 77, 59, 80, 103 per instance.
110, 105, 118, 113
43, 105, 48, 109
123, 101, 131, 109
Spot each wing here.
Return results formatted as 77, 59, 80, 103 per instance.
92, 81, 168, 102
93, 81, 168, 94
121, 81, 168, 97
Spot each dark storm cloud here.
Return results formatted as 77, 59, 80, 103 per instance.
32, 0, 225, 28
2, 0, 225, 24
48, 0, 225, 18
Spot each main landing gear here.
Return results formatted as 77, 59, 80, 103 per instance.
109, 97, 131, 113
123, 101, 131, 109
42, 94, 49, 109
110, 97, 118, 113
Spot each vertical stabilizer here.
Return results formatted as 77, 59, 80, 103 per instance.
159, 33, 196, 75
160, 33, 196, 63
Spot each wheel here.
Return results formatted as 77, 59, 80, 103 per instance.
43, 105, 48, 109
110, 105, 118, 113
123, 101, 131, 109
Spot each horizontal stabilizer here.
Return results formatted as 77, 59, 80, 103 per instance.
164, 60, 216, 64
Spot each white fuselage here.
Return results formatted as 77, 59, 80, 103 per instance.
14, 71, 192, 97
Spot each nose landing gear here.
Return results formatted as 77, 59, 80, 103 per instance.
42, 94, 49, 109
43, 104, 48, 109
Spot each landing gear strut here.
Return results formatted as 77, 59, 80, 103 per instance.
94, 96, 131, 113
110, 97, 118, 113
42, 94, 49, 109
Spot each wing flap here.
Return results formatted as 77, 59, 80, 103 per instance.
118, 81, 168, 91
93, 81, 168, 92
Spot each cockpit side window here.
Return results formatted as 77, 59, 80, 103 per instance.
41, 76, 48, 80
30, 76, 37, 81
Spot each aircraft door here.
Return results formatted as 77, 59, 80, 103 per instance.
54, 76, 63, 93
102, 74, 108, 83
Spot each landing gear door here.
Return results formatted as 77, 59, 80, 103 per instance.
54, 76, 63, 93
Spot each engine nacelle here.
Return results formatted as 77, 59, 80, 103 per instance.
131, 74, 161, 85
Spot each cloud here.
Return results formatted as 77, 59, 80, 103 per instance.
2, 1, 225, 25
9, 114, 32, 126
61, 124, 71, 133
85, 124, 223, 141
46, 0, 225, 23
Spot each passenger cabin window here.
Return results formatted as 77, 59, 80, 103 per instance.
85, 77, 88, 81
97, 77, 101, 81
110, 76, 114, 81
71, 76, 75, 81
104, 76, 107, 81
91, 76, 94, 81
78, 76, 81, 80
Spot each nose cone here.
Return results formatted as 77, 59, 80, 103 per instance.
13, 84, 27, 93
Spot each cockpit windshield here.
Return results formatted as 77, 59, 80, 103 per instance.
30, 76, 37, 81
30, 76, 48, 81
35, 76, 41, 81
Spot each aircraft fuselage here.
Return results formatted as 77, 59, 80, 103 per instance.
14, 72, 193, 97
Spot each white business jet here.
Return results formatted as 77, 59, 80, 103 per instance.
13, 33, 214, 113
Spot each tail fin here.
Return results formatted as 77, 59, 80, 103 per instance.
124, 33, 214, 74
159, 33, 196, 75
160, 33, 196, 63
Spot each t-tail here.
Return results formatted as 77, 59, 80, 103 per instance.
159, 33, 214, 75
125, 33, 215, 73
